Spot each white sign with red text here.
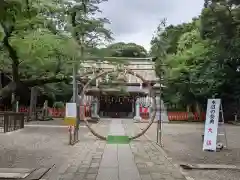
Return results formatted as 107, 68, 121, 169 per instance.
203, 99, 221, 151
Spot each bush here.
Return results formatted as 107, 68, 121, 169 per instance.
53, 101, 65, 108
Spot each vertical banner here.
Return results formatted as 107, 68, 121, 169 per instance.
203, 99, 221, 151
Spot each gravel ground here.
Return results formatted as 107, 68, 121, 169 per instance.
138, 122, 240, 180
0, 119, 110, 179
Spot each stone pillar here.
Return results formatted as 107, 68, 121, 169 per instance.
91, 97, 100, 119
131, 99, 134, 117
149, 97, 153, 119
134, 98, 142, 121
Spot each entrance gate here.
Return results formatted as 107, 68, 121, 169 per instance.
99, 96, 133, 118
80, 68, 157, 140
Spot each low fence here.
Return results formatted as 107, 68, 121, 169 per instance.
0, 106, 206, 121
168, 112, 206, 121
1, 106, 92, 119
0, 112, 25, 133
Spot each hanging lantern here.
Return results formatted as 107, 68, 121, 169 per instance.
124, 68, 127, 74
140, 82, 142, 89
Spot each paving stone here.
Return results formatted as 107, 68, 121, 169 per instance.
138, 168, 149, 174
145, 162, 155, 167
65, 166, 78, 173
91, 158, 101, 163
119, 167, 141, 180
96, 168, 118, 180
149, 167, 163, 173
140, 174, 152, 180
151, 173, 161, 179
100, 145, 118, 168
171, 171, 185, 179
88, 167, 99, 174
77, 167, 88, 173
82, 161, 91, 165
90, 162, 100, 168
92, 156, 102, 159
81, 164, 90, 168
60, 173, 75, 180
85, 173, 97, 179
136, 163, 147, 168
73, 173, 85, 179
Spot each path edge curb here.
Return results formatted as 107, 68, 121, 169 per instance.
135, 123, 195, 180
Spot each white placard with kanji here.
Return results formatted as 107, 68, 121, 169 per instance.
203, 99, 221, 151
65, 103, 77, 118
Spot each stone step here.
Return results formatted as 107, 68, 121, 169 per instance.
0, 166, 53, 179
0, 168, 35, 179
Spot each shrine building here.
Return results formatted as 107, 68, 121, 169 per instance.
77, 57, 164, 120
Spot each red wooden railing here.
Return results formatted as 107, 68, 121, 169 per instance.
0, 106, 205, 121
193, 112, 206, 121
168, 112, 188, 121
0, 106, 92, 118
140, 106, 149, 120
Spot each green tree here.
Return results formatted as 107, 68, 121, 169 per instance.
0, 0, 112, 104
99, 42, 148, 57
151, 0, 240, 119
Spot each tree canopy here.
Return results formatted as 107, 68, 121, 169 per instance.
151, 0, 240, 117
94, 42, 148, 58
0, 0, 113, 104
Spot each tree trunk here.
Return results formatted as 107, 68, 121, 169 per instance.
0, 73, 2, 89
195, 102, 202, 121
11, 61, 19, 110
29, 87, 38, 121
2, 22, 20, 110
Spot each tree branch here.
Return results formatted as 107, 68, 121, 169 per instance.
22, 76, 70, 86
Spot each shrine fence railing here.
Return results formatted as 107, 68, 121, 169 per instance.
0, 106, 205, 121
0, 112, 25, 133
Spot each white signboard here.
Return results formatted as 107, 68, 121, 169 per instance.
65, 103, 77, 118
203, 99, 221, 151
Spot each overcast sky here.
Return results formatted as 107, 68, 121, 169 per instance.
99, 0, 203, 51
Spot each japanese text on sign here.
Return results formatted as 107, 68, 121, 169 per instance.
203, 99, 221, 152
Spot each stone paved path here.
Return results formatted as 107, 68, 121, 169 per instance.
0, 119, 187, 180
122, 119, 187, 180
96, 119, 141, 180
